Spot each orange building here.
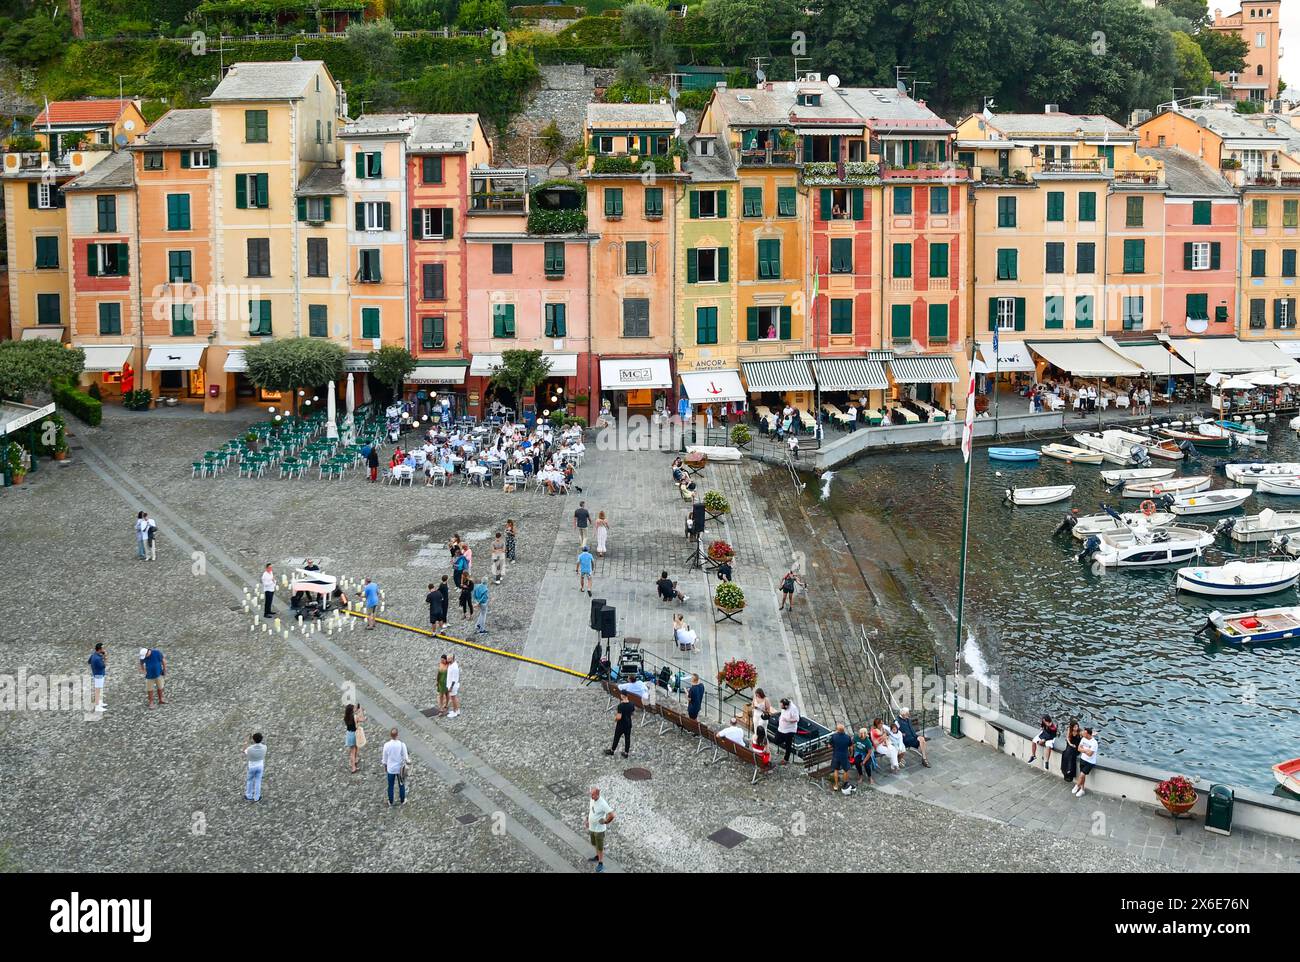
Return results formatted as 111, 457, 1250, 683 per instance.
1209, 1, 1283, 103
31, 98, 148, 157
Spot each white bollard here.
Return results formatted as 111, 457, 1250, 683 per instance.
274, 618, 281, 632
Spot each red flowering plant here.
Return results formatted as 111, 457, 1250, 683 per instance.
1155, 775, 1197, 807
718, 659, 758, 690
707, 540, 734, 562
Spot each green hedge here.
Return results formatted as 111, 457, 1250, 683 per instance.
511, 4, 584, 16
53, 379, 103, 427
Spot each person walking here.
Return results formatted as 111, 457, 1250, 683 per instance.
605, 691, 634, 758
586, 787, 614, 873
88, 642, 107, 713
473, 579, 489, 635
135, 512, 150, 560
505, 519, 518, 564
145, 515, 158, 561
435, 655, 449, 716
261, 564, 277, 618
344, 703, 367, 773
382, 728, 410, 806
366, 444, 380, 483
776, 698, 799, 764
574, 501, 591, 548
1073, 727, 1099, 798
445, 655, 461, 718
594, 511, 610, 558
491, 532, 505, 585
243, 733, 267, 802
426, 580, 446, 633
362, 577, 380, 629
459, 577, 475, 620
138, 646, 166, 708
778, 568, 802, 611
577, 547, 594, 596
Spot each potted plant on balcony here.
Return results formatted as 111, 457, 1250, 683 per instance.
1155, 775, 1198, 816
717, 654, 756, 694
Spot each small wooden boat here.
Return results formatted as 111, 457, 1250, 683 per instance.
1121, 475, 1211, 498
1177, 560, 1300, 597
1005, 484, 1074, 506
1158, 427, 1233, 451
1224, 462, 1300, 484
1040, 443, 1102, 464
1273, 757, 1300, 795
1074, 432, 1149, 466
1100, 466, 1175, 485
1257, 477, 1300, 496
989, 447, 1039, 462
1079, 525, 1214, 568
1162, 488, 1252, 516
1103, 429, 1185, 461
1205, 605, 1300, 645
1066, 510, 1176, 540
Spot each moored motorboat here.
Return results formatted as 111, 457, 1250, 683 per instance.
1063, 510, 1176, 540
1204, 606, 1300, 645
1005, 484, 1074, 506
1121, 475, 1211, 498
1074, 432, 1150, 466
1040, 443, 1103, 464
1176, 560, 1300, 597
1219, 508, 1300, 543
1158, 487, 1252, 516
1099, 466, 1175, 485
1224, 462, 1300, 484
1103, 429, 1185, 461
1078, 525, 1214, 568
1273, 758, 1300, 796
1256, 477, 1300, 496
988, 447, 1039, 462
1217, 419, 1269, 441
1158, 427, 1233, 451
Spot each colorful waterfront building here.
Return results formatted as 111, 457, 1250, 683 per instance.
406, 114, 490, 406
31, 98, 148, 157
62, 151, 139, 398
1209, 1, 1284, 104
583, 103, 683, 416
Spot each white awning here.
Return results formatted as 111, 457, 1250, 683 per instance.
145, 343, 205, 371
20, 326, 64, 341
469, 353, 501, 377
1273, 340, 1300, 359
470, 353, 578, 378
812, 357, 889, 392
223, 349, 247, 373
741, 358, 815, 392
343, 354, 370, 372
681, 370, 745, 403
1027, 340, 1143, 378
1246, 339, 1300, 372
406, 362, 468, 385
1108, 341, 1195, 377
795, 126, 865, 136
0, 400, 55, 436
600, 357, 672, 390
81, 345, 133, 371
1166, 337, 1279, 375
976, 339, 1035, 373
888, 354, 959, 384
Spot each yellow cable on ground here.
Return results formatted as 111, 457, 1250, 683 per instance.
341, 610, 590, 680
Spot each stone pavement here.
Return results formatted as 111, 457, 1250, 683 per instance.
877, 729, 1300, 873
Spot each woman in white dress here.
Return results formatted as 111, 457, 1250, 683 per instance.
595, 510, 610, 557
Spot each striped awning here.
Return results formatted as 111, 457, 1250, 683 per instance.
888, 354, 958, 384
813, 357, 889, 392
741, 358, 815, 392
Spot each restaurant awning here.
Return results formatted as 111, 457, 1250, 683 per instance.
888, 354, 959, 384
599, 357, 672, 390
223, 349, 247, 373
741, 358, 815, 392
1246, 340, 1300, 372
681, 370, 746, 403
469, 353, 501, 377
406, 361, 469, 385
470, 353, 578, 378
20, 326, 64, 341
1027, 339, 1143, 378
1165, 337, 1280, 375
82, 345, 133, 371
812, 357, 889, 392
1107, 341, 1194, 377
145, 343, 205, 371
343, 354, 370, 372
1273, 340, 1300, 360
0, 400, 56, 436
976, 339, 1035, 373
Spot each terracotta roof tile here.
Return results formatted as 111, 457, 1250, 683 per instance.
32, 99, 132, 126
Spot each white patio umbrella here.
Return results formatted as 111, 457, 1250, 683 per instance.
345, 371, 356, 416
326, 379, 338, 439
1220, 376, 1257, 390
1247, 372, 1286, 386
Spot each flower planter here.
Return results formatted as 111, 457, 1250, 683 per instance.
1157, 793, 1197, 816
714, 601, 745, 625
10, 473, 25, 485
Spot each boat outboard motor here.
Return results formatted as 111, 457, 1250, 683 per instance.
1128, 445, 1150, 466
1154, 493, 1175, 511
1271, 533, 1290, 554
1053, 512, 1079, 537
1177, 439, 1197, 459
1077, 535, 1101, 563
1213, 517, 1236, 538
1102, 504, 1124, 523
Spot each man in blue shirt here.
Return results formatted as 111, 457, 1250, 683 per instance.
576, 547, 594, 596
363, 578, 381, 630
830, 722, 854, 794
472, 580, 489, 635
896, 707, 931, 768
87, 643, 107, 713
139, 646, 166, 708
687, 673, 704, 721
452, 549, 468, 589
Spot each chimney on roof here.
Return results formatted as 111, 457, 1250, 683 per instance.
1045, 104, 1059, 114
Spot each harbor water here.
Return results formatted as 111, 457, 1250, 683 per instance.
820, 417, 1300, 794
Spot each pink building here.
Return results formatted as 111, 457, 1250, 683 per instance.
1140, 146, 1239, 336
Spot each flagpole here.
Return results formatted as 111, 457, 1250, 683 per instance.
952, 338, 977, 738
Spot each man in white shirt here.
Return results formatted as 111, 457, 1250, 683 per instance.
618, 677, 649, 699
717, 724, 748, 746
446, 655, 461, 718
261, 563, 277, 618
1073, 727, 1099, 798
776, 698, 800, 765
586, 787, 614, 872
382, 728, 410, 806
846, 405, 858, 432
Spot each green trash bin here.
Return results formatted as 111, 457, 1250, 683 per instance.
1204, 784, 1234, 836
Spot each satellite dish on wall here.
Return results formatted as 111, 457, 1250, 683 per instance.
669, 85, 679, 102
827, 74, 840, 88
896, 80, 908, 94
1186, 317, 1209, 334
755, 67, 766, 83
675, 110, 687, 126
124, 120, 136, 131
114, 134, 128, 147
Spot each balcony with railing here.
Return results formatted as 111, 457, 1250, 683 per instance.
739, 146, 799, 167
1112, 169, 1163, 186
1038, 157, 1105, 174
469, 168, 528, 214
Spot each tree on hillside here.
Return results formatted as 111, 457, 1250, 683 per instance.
1195, 28, 1249, 75
456, 0, 508, 30
700, 0, 803, 58
621, 2, 671, 69
400, 50, 540, 135
1158, 0, 1210, 29
1172, 31, 1213, 98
